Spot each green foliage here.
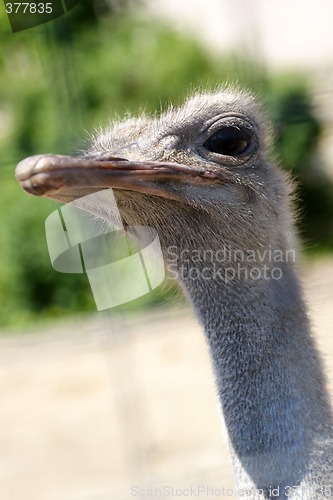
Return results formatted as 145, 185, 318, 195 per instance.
1, 5, 332, 328
266, 76, 320, 172
265, 76, 333, 248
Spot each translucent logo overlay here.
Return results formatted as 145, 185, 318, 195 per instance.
45, 189, 165, 310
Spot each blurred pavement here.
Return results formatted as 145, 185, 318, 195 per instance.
0, 258, 332, 500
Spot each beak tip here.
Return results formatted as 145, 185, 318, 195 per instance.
15, 155, 45, 181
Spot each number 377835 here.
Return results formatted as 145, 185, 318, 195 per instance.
5, 3, 53, 14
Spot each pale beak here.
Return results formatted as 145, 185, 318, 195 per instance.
15, 154, 222, 203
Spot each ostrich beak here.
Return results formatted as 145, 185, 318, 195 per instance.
15, 154, 221, 203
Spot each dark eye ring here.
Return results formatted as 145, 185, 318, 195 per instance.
204, 126, 252, 156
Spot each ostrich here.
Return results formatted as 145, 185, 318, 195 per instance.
16, 89, 333, 499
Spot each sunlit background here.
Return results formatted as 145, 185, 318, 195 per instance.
1, 1, 333, 499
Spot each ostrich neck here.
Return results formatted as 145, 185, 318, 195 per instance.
175, 245, 333, 498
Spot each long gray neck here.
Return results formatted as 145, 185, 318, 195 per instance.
177, 250, 333, 499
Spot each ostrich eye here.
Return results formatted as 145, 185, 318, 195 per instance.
204, 126, 252, 156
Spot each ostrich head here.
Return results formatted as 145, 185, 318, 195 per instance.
16, 90, 291, 258
15, 90, 333, 496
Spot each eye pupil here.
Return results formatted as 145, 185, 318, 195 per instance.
204, 126, 251, 156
